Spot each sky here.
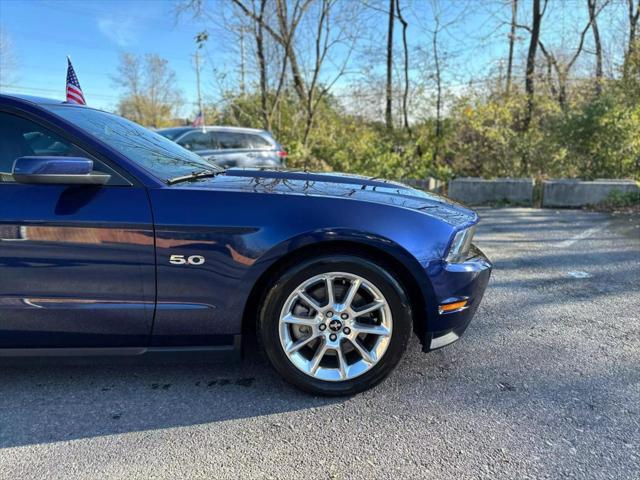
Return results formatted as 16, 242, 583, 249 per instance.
0, 0, 629, 117
0, 0, 208, 112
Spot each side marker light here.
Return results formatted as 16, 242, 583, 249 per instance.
438, 300, 468, 314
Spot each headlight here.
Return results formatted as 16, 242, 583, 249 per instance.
445, 225, 476, 263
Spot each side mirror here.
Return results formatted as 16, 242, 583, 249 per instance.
12, 157, 111, 185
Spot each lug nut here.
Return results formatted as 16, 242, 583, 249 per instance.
343, 327, 351, 335
329, 333, 337, 341
326, 311, 334, 317
319, 324, 327, 331
340, 313, 349, 320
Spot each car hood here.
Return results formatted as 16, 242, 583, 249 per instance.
176, 168, 477, 227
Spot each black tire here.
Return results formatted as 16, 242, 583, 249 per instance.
258, 254, 413, 396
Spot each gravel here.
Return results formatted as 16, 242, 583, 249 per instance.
1, 208, 638, 479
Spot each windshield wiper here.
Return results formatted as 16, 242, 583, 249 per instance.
166, 169, 224, 185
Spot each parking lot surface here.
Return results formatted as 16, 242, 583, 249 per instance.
1, 208, 639, 479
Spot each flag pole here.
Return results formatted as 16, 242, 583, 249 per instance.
195, 49, 205, 132
66, 55, 71, 101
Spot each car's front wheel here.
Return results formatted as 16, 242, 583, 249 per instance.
259, 255, 413, 395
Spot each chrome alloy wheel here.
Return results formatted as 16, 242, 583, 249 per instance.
278, 272, 393, 382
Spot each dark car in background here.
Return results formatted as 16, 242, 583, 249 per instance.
157, 126, 287, 169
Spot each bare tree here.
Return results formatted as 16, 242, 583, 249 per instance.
183, 0, 312, 104
385, 0, 395, 130
254, 0, 269, 129
274, 0, 311, 103
506, 0, 518, 95
537, 20, 592, 107
302, 0, 332, 148
625, 0, 640, 78
523, 0, 546, 133
517, 0, 608, 107
299, 0, 360, 160
195, 0, 290, 130
588, 0, 604, 94
232, 0, 313, 103
396, 0, 410, 131
429, 0, 445, 165
114, 53, 183, 127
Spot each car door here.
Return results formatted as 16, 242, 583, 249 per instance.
0, 110, 156, 348
211, 131, 257, 167
247, 133, 281, 167
176, 130, 212, 153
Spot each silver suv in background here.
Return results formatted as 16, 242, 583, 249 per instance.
157, 126, 287, 168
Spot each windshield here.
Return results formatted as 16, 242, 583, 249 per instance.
46, 106, 220, 182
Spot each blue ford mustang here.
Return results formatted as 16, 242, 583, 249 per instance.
0, 94, 491, 395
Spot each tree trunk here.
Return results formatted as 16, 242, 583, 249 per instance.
302, 0, 329, 151
255, 0, 269, 130
506, 0, 518, 95
524, 0, 542, 135
558, 71, 568, 107
625, 0, 640, 78
588, 0, 603, 95
544, 55, 557, 98
232, 0, 310, 103
275, 0, 307, 103
396, 0, 410, 131
385, 0, 395, 130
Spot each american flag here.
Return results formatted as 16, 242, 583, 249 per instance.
192, 110, 204, 127
66, 57, 86, 105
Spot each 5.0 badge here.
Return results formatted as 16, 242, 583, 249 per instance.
169, 255, 206, 265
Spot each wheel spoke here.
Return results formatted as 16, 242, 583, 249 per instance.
281, 313, 318, 327
343, 278, 361, 310
325, 276, 336, 306
335, 344, 348, 380
286, 333, 320, 354
309, 341, 328, 374
353, 300, 385, 318
297, 291, 321, 311
348, 337, 375, 364
352, 322, 390, 337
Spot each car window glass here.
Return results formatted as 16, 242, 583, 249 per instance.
157, 128, 189, 141
250, 135, 272, 149
215, 132, 253, 150
207, 132, 219, 149
178, 131, 210, 150
46, 105, 219, 182
0, 112, 123, 184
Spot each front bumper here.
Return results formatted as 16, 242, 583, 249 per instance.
422, 245, 492, 352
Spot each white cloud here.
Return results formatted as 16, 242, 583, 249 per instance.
97, 16, 137, 47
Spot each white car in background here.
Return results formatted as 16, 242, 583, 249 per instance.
157, 126, 287, 169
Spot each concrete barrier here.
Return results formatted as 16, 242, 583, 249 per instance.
447, 177, 534, 205
402, 177, 444, 192
542, 180, 639, 208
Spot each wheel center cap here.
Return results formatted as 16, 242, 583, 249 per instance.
328, 319, 342, 332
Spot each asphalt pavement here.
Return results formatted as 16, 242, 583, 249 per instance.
1, 208, 639, 479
